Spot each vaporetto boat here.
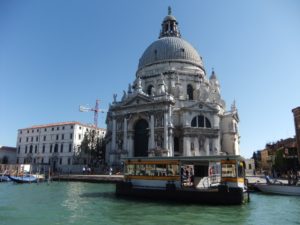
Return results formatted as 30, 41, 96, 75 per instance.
116, 155, 249, 205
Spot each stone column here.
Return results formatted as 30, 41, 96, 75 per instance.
127, 133, 133, 157
112, 119, 116, 151
168, 128, 173, 156
205, 138, 210, 156
123, 118, 127, 151
183, 136, 190, 156
164, 111, 168, 150
213, 138, 220, 155
150, 115, 155, 149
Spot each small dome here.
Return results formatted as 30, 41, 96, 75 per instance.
163, 15, 177, 21
138, 37, 203, 70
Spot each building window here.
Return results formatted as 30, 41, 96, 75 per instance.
54, 144, 58, 153
32, 130, 34, 133
62, 126, 65, 130
17, 158, 19, 164
57, 127, 59, 130
70, 125, 73, 129
79, 134, 81, 140
20, 130, 22, 134
37, 129, 39, 132
44, 128, 47, 132
26, 137, 28, 142
62, 134, 64, 140
29, 145, 33, 153
70, 133, 73, 139
43, 145, 45, 153
69, 144, 72, 152
60, 144, 64, 153
41, 158, 44, 164
36, 136, 38, 142
147, 85, 154, 96
79, 126, 81, 130
27, 130, 29, 134
68, 158, 71, 165
191, 115, 212, 128
33, 158, 36, 164
50, 144, 53, 153
52, 128, 54, 131
249, 164, 252, 170
31, 137, 33, 142
35, 145, 37, 153
19, 138, 22, 143
187, 84, 194, 100
86, 128, 89, 132
44, 136, 46, 141
25, 146, 28, 153
18, 146, 20, 153
59, 158, 62, 165
56, 135, 59, 140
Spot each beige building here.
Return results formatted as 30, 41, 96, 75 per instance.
260, 149, 272, 172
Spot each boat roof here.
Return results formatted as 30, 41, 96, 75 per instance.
123, 155, 245, 163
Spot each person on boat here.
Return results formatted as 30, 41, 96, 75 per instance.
82, 166, 86, 174
180, 167, 184, 184
190, 167, 194, 186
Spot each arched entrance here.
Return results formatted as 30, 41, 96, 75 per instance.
134, 119, 149, 157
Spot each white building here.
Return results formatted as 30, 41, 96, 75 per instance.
106, 8, 240, 167
16, 122, 106, 172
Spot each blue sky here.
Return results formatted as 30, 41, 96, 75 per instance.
1, 0, 299, 158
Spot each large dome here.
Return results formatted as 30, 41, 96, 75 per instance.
138, 37, 203, 70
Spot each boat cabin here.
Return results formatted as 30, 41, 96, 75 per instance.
123, 155, 246, 190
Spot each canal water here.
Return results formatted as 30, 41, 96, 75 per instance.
0, 182, 300, 225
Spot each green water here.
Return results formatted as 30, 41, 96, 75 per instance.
0, 182, 300, 225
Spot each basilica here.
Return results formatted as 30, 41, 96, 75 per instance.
105, 8, 240, 166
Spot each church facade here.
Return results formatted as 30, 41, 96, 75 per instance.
106, 9, 240, 166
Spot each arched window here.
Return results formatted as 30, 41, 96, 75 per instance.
205, 118, 211, 128
29, 145, 33, 153
187, 84, 193, 100
191, 117, 197, 127
191, 115, 212, 128
147, 85, 154, 96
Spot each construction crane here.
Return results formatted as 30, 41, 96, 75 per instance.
79, 99, 105, 128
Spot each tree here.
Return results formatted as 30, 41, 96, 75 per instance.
79, 130, 105, 168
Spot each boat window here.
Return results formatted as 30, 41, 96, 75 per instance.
221, 164, 236, 178
136, 164, 146, 176
125, 162, 180, 177
125, 164, 135, 175
145, 164, 156, 176
167, 164, 179, 176
155, 164, 167, 176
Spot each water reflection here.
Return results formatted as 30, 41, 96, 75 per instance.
1, 182, 300, 225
